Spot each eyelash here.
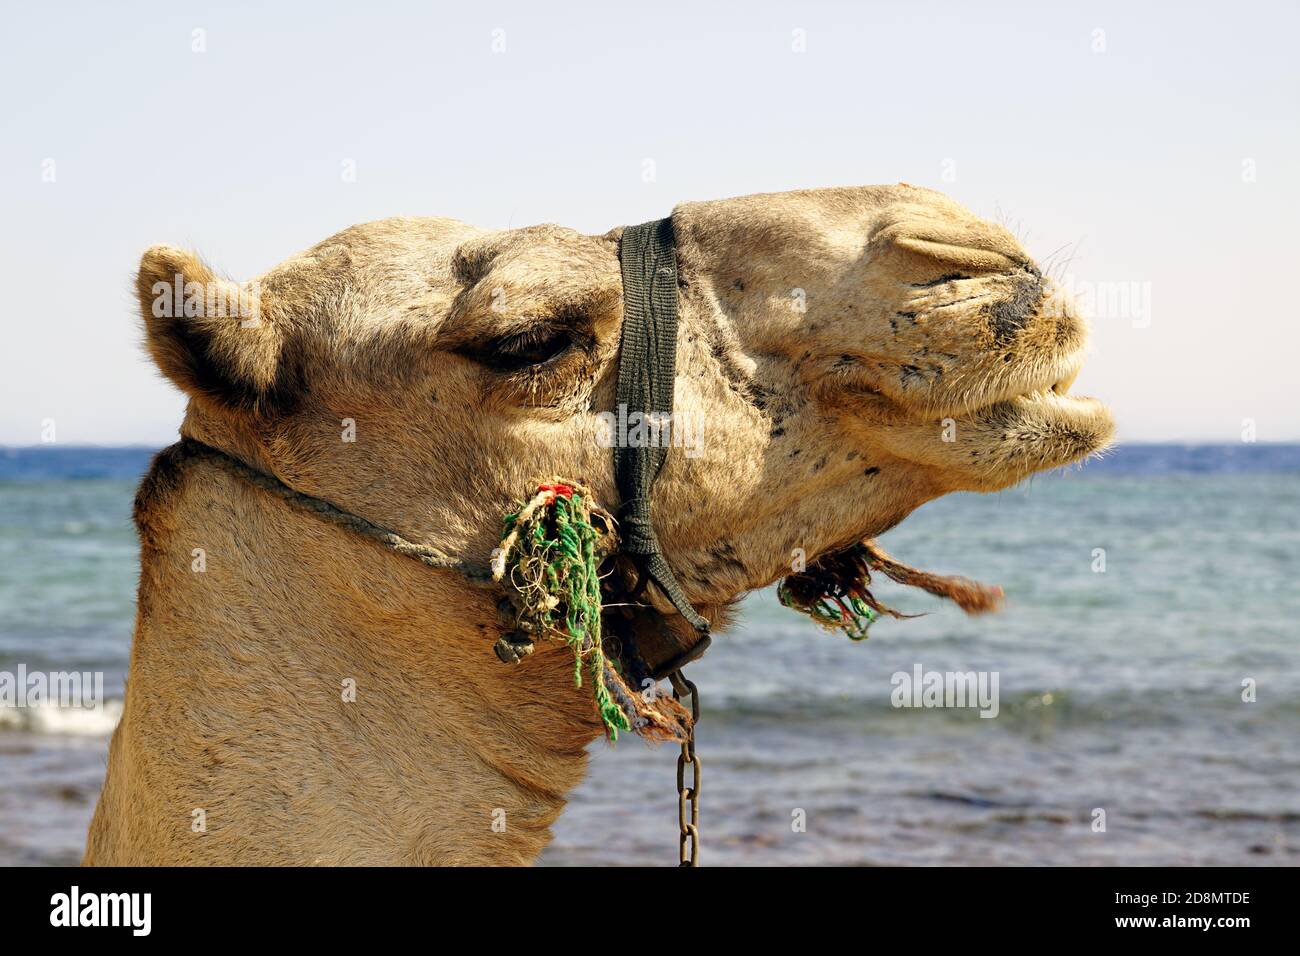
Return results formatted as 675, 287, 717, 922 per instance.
469, 325, 579, 372
503, 327, 569, 359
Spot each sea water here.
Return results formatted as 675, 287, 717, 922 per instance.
1, 444, 1296, 865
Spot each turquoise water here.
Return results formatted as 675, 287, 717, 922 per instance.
1, 445, 1297, 865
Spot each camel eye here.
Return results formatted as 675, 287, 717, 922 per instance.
467, 326, 576, 371
449, 303, 604, 409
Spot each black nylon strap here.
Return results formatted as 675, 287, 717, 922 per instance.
615, 218, 710, 634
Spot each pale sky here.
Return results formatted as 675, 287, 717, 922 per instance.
2, 0, 1296, 445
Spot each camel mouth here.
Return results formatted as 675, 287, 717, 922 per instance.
863, 334, 1113, 487
998, 350, 1089, 409
907, 338, 1094, 423
987, 340, 1110, 436
1048, 366, 1080, 396
843, 272, 1098, 426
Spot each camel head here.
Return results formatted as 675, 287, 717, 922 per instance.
137, 184, 1113, 632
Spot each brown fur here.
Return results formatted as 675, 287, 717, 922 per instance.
86, 185, 1113, 865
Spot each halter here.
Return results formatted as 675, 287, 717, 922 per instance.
612, 218, 710, 636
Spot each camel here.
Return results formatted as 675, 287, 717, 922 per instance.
84, 184, 1113, 865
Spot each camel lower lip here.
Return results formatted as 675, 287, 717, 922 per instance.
1000, 389, 1104, 412
984, 390, 1115, 441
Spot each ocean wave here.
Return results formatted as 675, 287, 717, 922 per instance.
0, 699, 122, 736
695, 685, 1300, 730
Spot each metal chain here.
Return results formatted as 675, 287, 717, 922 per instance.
669, 670, 700, 867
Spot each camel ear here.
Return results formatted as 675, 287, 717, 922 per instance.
136, 245, 293, 414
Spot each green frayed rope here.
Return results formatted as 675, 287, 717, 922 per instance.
777, 543, 883, 641
498, 485, 630, 739
776, 540, 1005, 639
777, 582, 878, 640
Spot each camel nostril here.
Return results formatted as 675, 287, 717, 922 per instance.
909, 271, 969, 289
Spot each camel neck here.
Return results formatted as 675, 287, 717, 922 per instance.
87, 446, 600, 865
